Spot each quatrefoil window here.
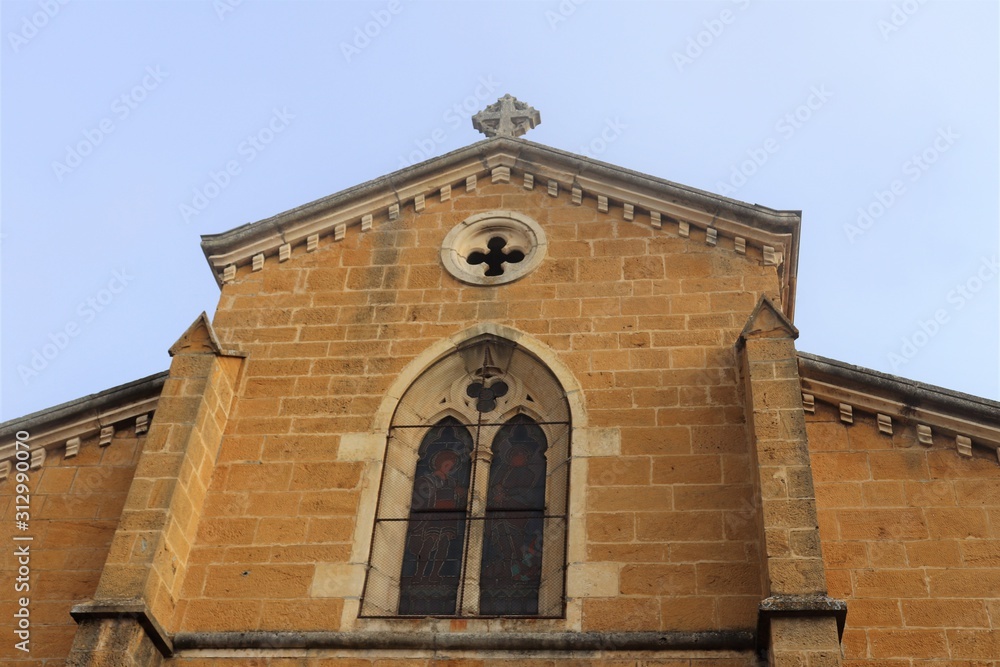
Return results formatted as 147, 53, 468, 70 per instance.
441, 211, 547, 286
467, 237, 525, 277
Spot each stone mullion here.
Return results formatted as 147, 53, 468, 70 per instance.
459, 422, 493, 615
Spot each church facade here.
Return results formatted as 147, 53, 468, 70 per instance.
3, 97, 999, 666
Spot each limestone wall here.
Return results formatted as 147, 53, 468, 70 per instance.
179, 177, 782, 638
0, 425, 146, 662
808, 401, 1000, 663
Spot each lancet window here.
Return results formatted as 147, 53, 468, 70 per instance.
360, 337, 570, 618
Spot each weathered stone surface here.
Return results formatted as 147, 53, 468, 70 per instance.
472, 94, 541, 138
14, 117, 1000, 667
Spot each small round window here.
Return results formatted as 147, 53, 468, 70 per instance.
441, 211, 547, 286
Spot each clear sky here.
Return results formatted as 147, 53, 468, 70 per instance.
1, 0, 997, 421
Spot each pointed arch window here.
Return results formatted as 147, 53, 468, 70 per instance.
399, 418, 473, 616
480, 415, 548, 616
361, 337, 570, 618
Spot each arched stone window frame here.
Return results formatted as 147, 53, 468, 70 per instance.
358, 327, 576, 619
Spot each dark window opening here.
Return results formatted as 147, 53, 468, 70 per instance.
398, 418, 474, 615
480, 415, 547, 615
360, 339, 570, 619
466, 237, 525, 277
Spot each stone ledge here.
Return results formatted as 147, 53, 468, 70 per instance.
70, 599, 173, 657
173, 630, 755, 653
756, 594, 847, 657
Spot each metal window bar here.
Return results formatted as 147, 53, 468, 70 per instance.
360, 416, 570, 618
363, 515, 568, 618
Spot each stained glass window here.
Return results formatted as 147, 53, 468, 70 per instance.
398, 418, 473, 615
480, 415, 547, 615
360, 337, 570, 619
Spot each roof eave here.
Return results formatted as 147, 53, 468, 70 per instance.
200, 136, 802, 311
798, 351, 1000, 458
0, 371, 168, 466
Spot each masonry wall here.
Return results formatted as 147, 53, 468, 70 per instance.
175, 176, 783, 645
808, 402, 1000, 664
1, 426, 146, 663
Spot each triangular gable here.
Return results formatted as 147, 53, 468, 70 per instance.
739, 294, 800, 341
167, 312, 244, 358
201, 136, 802, 317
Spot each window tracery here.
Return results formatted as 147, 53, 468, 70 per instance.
440, 211, 546, 286
360, 336, 570, 618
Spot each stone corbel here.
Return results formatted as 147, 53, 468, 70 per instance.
70, 600, 173, 658
65, 437, 81, 458
756, 594, 847, 659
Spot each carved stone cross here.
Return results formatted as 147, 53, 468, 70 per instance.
472, 94, 541, 138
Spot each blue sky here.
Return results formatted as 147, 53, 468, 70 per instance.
1, 0, 997, 421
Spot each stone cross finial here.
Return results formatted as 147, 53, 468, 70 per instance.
472, 94, 541, 138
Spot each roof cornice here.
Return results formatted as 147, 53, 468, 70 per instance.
798, 352, 1000, 461
0, 371, 167, 478
201, 137, 802, 317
